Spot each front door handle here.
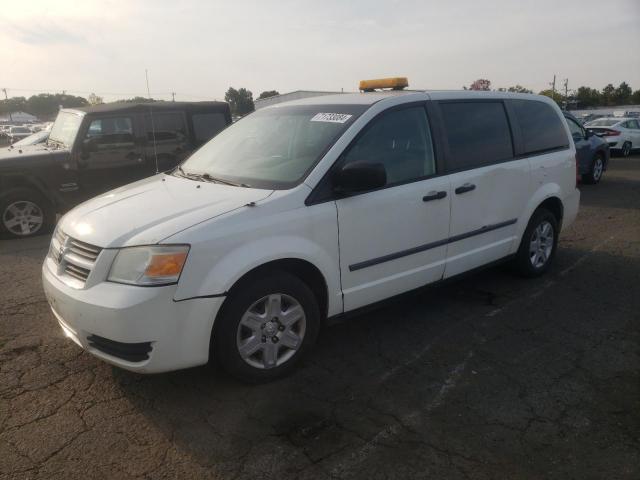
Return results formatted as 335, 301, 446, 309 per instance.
455, 183, 476, 194
423, 191, 447, 202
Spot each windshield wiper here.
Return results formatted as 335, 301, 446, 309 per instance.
173, 167, 250, 187
200, 173, 250, 187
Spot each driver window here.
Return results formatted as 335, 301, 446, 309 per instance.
341, 106, 435, 186
85, 117, 134, 148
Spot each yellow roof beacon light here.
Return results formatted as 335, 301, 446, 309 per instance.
359, 77, 409, 92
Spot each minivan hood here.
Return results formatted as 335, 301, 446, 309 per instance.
60, 174, 273, 248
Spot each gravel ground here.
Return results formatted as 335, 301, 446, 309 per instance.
1, 156, 639, 480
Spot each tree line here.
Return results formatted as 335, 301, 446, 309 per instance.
464, 79, 640, 108
3, 81, 637, 121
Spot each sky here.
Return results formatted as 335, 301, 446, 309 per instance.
1, 0, 639, 102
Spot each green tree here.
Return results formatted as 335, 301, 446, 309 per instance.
24, 93, 88, 119
632, 90, 640, 104
258, 90, 280, 100
538, 89, 566, 106
613, 82, 632, 105
0, 96, 27, 115
112, 96, 157, 104
601, 84, 615, 106
225, 87, 255, 116
506, 85, 533, 94
574, 86, 601, 108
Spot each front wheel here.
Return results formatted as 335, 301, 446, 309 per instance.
213, 272, 321, 382
514, 208, 559, 277
0, 188, 55, 238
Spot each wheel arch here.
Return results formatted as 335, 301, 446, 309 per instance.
210, 258, 330, 342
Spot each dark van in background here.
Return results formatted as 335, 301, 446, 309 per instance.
0, 101, 231, 238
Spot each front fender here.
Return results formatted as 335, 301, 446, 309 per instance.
170, 196, 343, 316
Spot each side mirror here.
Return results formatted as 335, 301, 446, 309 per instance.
585, 129, 594, 138
332, 161, 387, 194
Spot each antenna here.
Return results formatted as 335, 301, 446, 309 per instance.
145, 69, 159, 174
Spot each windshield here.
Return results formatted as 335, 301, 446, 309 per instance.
179, 104, 366, 189
49, 111, 83, 147
587, 119, 620, 127
12, 127, 30, 133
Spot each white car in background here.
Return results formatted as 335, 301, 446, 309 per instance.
585, 117, 640, 157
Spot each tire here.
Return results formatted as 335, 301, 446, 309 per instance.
212, 271, 321, 383
514, 208, 559, 277
0, 188, 55, 238
621, 141, 632, 157
582, 153, 605, 184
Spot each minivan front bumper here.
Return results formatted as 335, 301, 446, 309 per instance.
42, 257, 224, 373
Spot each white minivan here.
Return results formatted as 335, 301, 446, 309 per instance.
43, 88, 580, 381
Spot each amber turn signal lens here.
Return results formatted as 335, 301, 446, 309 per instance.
144, 252, 188, 278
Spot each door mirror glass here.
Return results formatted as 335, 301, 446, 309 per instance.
332, 161, 387, 194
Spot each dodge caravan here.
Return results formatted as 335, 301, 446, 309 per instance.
42, 87, 580, 381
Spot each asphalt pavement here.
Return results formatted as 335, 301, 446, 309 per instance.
1, 156, 639, 479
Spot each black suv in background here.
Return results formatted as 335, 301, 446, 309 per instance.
0, 102, 231, 238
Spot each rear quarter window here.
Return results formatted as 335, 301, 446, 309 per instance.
439, 101, 513, 171
511, 100, 568, 155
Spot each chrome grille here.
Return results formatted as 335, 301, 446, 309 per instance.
49, 229, 102, 287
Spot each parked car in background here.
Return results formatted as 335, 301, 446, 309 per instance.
564, 112, 609, 184
7, 126, 32, 144
0, 101, 232, 237
585, 117, 640, 157
9, 129, 50, 147
42, 87, 580, 381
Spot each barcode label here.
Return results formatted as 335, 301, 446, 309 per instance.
310, 113, 353, 124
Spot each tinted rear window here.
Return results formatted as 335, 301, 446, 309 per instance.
512, 100, 568, 154
440, 101, 513, 171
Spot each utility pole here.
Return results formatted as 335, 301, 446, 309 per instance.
563, 78, 569, 110
2, 88, 12, 122
171, 92, 176, 102
549, 75, 556, 103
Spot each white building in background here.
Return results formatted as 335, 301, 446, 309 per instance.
0, 111, 39, 123
255, 90, 348, 109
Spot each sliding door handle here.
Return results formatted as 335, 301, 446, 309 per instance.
422, 191, 447, 202
455, 183, 476, 194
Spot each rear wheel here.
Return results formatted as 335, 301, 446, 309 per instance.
582, 153, 604, 184
621, 141, 632, 157
0, 188, 54, 238
514, 208, 559, 277
213, 272, 321, 382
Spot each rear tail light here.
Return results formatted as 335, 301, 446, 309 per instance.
603, 129, 620, 136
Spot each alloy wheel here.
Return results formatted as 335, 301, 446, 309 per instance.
2, 200, 44, 236
236, 293, 306, 369
592, 157, 603, 181
529, 220, 554, 269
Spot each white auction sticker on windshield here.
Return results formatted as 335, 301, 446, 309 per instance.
310, 113, 353, 124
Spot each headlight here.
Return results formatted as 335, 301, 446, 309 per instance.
108, 245, 190, 286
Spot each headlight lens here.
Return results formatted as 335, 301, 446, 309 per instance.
108, 245, 190, 286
